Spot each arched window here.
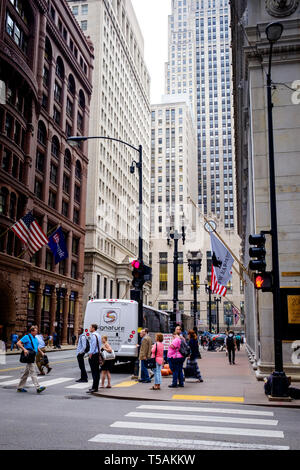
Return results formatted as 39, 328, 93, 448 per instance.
78, 90, 85, 109
56, 56, 65, 80
9, 192, 17, 219
0, 188, 9, 215
51, 136, 60, 159
64, 149, 71, 169
75, 160, 82, 180
68, 74, 76, 95
37, 121, 47, 146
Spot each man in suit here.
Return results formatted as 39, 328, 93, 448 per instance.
138, 329, 152, 383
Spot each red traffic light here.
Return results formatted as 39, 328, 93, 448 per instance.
131, 260, 140, 269
255, 275, 264, 289
254, 272, 272, 291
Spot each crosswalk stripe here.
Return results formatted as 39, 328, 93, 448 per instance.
0, 376, 13, 380
28, 378, 74, 387
0, 379, 19, 386
65, 381, 93, 389
137, 404, 275, 417
89, 433, 290, 451
111, 421, 284, 439
126, 411, 278, 427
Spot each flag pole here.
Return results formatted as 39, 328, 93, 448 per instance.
201, 214, 251, 280
187, 197, 249, 279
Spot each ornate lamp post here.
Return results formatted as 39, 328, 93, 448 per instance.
187, 250, 203, 334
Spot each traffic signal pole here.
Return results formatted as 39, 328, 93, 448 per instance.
267, 49, 284, 378
137, 145, 143, 329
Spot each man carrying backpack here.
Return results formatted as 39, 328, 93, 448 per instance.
75, 328, 89, 383
225, 330, 236, 365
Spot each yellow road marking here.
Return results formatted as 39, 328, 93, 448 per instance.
172, 395, 244, 403
112, 380, 138, 388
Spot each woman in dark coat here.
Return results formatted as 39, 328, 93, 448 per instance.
187, 330, 203, 382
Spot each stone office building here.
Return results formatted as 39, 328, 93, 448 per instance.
231, 0, 300, 379
0, 0, 93, 345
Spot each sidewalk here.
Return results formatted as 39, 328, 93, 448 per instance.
95, 347, 300, 408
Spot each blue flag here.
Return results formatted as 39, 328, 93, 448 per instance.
48, 227, 68, 264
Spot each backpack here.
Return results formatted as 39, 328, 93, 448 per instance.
226, 335, 235, 348
179, 338, 191, 358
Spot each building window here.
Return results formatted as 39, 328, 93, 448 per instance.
81, 20, 88, 31
48, 191, 56, 209
50, 163, 58, 184
159, 252, 168, 291
62, 200, 69, 217
34, 179, 43, 199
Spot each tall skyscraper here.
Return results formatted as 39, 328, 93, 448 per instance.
148, 0, 244, 330
165, 0, 236, 230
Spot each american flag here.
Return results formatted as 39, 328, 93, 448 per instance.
11, 212, 49, 256
211, 265, 227, 297
232, 306, 240, 325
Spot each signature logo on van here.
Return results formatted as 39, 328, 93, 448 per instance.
103, 310, 118, 324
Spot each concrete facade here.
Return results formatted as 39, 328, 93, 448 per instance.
67, 0, 151, 309
231, 0, 300, 379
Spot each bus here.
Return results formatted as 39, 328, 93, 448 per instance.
83, 299, 170, 366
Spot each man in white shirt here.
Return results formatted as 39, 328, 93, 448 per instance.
36, 333, 52, 375
76, 328, 88, 383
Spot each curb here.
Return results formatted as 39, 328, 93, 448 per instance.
91, 390, 300, 408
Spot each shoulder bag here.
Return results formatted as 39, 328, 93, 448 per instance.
146, 343, 157, 369
101, 346, 115, 361
20, 334, 36, 364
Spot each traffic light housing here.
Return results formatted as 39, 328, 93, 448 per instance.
254, 272, 273, 292
131, 260, 152, 289
249, 233, 266, 272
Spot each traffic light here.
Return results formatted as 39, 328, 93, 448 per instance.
131, 259, 143, 288
131, 260, 152, 289
249, 233, 266, 272
254, 272, 273, 292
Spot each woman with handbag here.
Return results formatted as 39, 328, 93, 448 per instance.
150, 333, 164, 390
16, 326, 46, 394
100, 335, 115, 388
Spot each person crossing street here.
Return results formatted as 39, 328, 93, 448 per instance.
76, 328, 89, 383
16, 326, 46, 394
36, 333, 52, 376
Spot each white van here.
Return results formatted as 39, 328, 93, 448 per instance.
83, 299, 139, 364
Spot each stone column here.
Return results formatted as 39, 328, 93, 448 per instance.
62, 289, 70, 345
74, 293, 81, 335
34, 282, 44, 331
49, 287, 57, 336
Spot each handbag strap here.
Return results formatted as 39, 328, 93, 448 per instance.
94, 334, 100, 353
28, 334, 35, 351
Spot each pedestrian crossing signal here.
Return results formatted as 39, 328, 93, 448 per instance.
254, 272, 272, 291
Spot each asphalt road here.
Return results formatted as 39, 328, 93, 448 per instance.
1, 350, 300, 452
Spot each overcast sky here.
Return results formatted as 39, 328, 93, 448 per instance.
131, 0, 172, 104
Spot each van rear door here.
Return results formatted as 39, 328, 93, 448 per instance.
99, 307, 123, 352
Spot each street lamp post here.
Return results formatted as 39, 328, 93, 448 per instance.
205, 280, 212, 334
187, 250, 203, 334
214, 296, 221, 334
265, 23, 289, 397
67, 135, 144, 327
168, 226, 185, 326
